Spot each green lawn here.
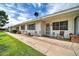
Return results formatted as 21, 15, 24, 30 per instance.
0, 32, 45, 56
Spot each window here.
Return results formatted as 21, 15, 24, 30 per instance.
27, 24, 35, 30
60, 21, 68, 30
16, 27, 19, 30
53, 22, 59, 30
46, 24, 50, 31
21, 25, 25, 30
52, 21, 68, 30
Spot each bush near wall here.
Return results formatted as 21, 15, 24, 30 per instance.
11, 30, 17, 33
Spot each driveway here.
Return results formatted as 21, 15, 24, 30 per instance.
6, 32, 79, 56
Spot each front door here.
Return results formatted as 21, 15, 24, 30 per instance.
46, 24, 50, 36
75, 16, 79, 35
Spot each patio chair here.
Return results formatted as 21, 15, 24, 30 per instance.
57, 31, 64, 40
17, 31, 21, 34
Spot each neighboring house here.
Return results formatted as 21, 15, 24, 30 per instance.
0, 27, 6, 31
8, 6, 79, 39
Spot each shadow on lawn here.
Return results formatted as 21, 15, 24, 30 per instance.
0, 34, 7, 40
0, 44, 8, 53
0, 33, 8, 53
0, 34, 6, 36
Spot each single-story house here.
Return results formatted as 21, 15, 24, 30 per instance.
0, 27, 6, 31
8, 6, 79, 39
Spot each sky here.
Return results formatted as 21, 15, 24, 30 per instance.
0, 3, 79, 28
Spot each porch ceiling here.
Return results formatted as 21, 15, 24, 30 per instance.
41, 9, 79, 23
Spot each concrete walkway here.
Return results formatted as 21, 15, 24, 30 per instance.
6, 32, 79, 56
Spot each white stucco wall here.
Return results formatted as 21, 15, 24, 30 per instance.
8, 27, 12, 32
50, 17, 75, 38
35, 22, 42, 36
18, 26, 22, 31
19, 24, 27, 34
24, 21, 42, 36
42, 11, 79, 38
12, 27, 16, 30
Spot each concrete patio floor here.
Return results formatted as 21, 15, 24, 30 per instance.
6, 32, 79, 56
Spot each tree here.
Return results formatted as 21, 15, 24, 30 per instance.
0, 11, 9, 27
